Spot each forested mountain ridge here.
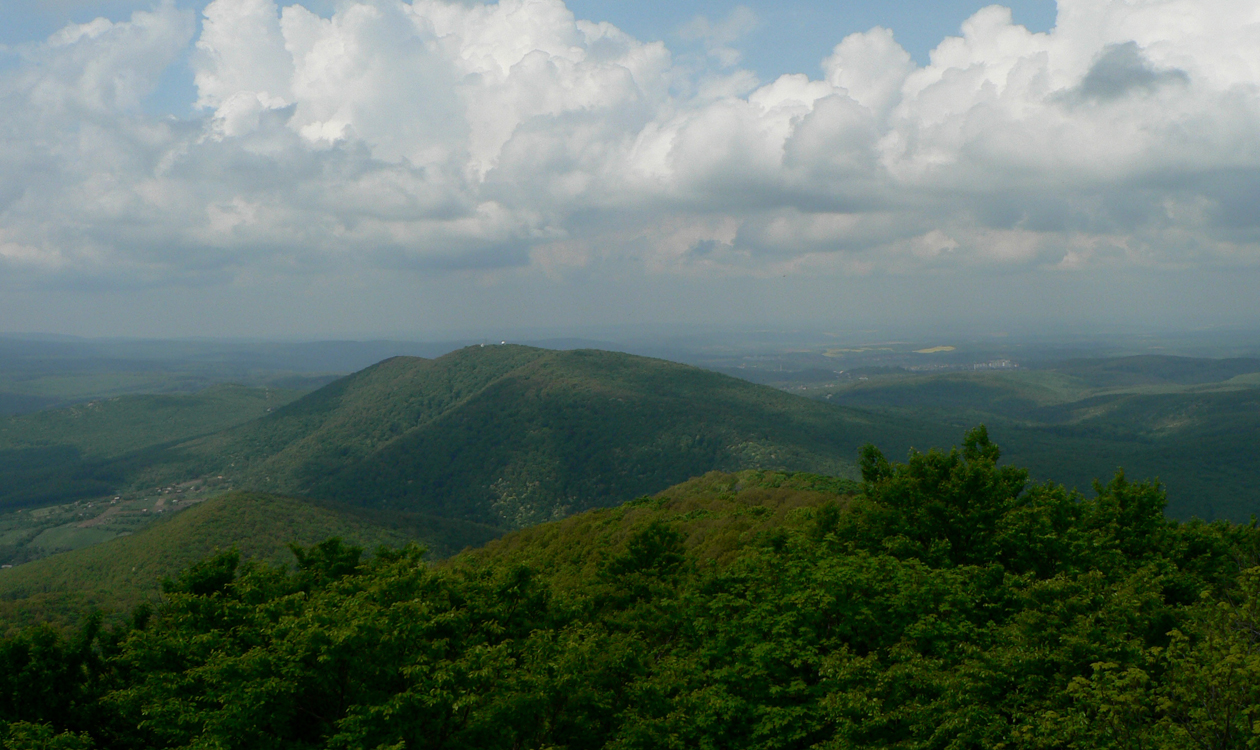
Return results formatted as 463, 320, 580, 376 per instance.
169, 345, 552, 486
0, 344, 944, 571
3, 428, 1258, 749
143, 346, 947, 529
5, 345, 1260, 580
821, 356, 1260, 521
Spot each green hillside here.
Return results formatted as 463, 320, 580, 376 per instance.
821, 356, 1260, 520
457, 469, 861, 576
1048, 354, 1260, 388
0, 384, 301, 460
163, 345, 553, 488
0, 385, 304, 514
144, 346, 951, 529
4, 429, 1259, 749
7, 346, 1258, 591
0, 492, 501, 630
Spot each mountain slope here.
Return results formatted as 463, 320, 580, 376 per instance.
452, 469, 860, 579
146, 346, 950, 529
0, 385, 304, 513
0, 491, 501, 630
170, 345, 551, 486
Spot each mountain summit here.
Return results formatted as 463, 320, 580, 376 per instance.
155, 345, 930, 529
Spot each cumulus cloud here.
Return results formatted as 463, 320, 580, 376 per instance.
2, 0, 1259, 291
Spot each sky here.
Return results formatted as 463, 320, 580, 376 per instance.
0, 0, 1257, 340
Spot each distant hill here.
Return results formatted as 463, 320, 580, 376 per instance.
822, 355, 1260, 520
0, 385, 304, 513
0, 384, 302, 460
142, 346, 947, 529
0, 345, 954, 575
0, 491, 501, 630
10, 342, 1260, 607
1044, 354, 1260, 388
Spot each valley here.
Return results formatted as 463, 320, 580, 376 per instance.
0, 343, 945, 574
0, 338, 1258, 625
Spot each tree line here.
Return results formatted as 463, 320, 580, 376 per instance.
2, 427, 1258, 749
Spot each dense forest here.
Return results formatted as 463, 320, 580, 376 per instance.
0, 385, 303, 514
814, 356, 1260, 522
0, 492, 505, 628
3, 428, 1258, 749
4, 346, 1260, 578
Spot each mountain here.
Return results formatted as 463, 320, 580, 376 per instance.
0, 491, 501, 630
0, 335, 481, 416
143, 345, 950, 529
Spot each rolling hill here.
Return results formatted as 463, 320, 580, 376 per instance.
6, 343, 1260, 605
140, 345, 952, 529
821, 355, 1260, 520
0, 470, 849, 631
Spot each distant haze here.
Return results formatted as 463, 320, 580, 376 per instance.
1, 0, 1258, 338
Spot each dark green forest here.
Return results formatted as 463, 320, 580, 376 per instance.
4, 428, 1259, 749
0, 385, 302, 512
141, 346, 905, 527
814, 355, 1260, 521
0, 492, 503, 628
4, 345, 1260, 570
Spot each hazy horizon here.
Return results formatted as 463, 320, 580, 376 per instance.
5, 323, 1260, 364
2, 0, 1257, 339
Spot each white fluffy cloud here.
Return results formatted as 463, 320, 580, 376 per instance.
2, 0, 1260, 289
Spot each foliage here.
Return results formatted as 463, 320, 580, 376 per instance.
0, 493, 502, 631
3, 428, 1260, 748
